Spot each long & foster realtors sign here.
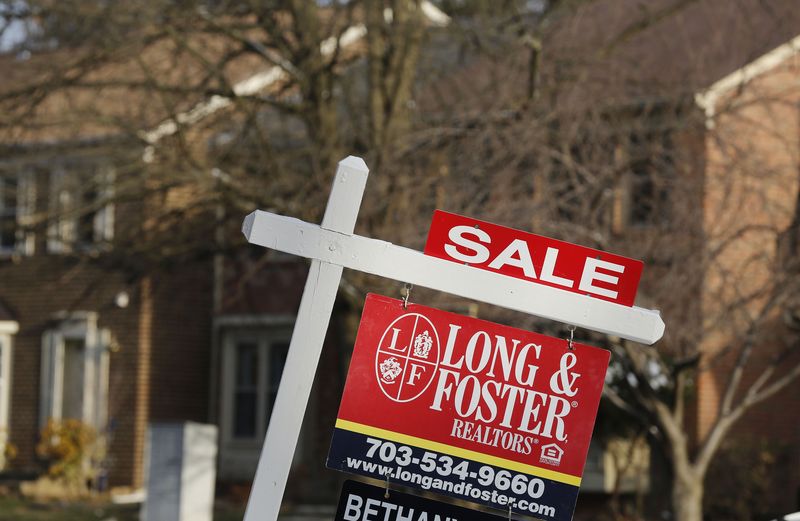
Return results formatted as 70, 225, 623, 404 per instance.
327, 294, 610, 521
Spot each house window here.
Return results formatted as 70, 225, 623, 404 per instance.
40, 313, 110, 429
0, 177, 18, 252
232, 341, 259, 438
616, 121, 675, 226
223, 330, 289, 442
0, 171, 35, 256
61, 337, 86, 420
609, 129, 673, 233
627, 132, 671, 226
219, 326, 293, 480
48, 163, 114, 253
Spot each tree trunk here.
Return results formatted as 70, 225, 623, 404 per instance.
672, 468, 703, 521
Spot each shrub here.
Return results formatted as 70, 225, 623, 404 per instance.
36, 419, 98, 490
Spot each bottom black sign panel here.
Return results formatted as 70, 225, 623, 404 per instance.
328, 427, 577, 521
336, 480, 505, 521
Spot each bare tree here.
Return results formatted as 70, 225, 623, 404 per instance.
378, 4, 800, 521
0, 0, 434, 271
1, 1, 799, 521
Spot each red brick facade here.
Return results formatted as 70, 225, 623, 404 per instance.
696, 53, 800, 512
0, 254, 213, 487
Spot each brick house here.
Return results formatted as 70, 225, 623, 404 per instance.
0, 136, 350, 499
0, 150, 216, 487
0, 1, 799, 517
549, 3, 800, 515
691, 34, 800, 513
0, 6, 377, 500
412, 3, 800, 516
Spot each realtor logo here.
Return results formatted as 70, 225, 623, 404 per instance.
375, 313, 440, 403
539, 443, 564, 466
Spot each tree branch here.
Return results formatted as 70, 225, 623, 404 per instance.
599, 0, 701, 57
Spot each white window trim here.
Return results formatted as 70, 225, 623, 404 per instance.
220, 327, 293, 447
46, 165, 69, 253
214, 315, 296, 328
0, 324, 16, 470
40, 312, 110, 430
47, 163, 115, 254
217, 322, 306, 480
209, 314, 295, 423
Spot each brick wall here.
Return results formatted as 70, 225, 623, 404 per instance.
699, 57, 800, 437
148, 265, 214, 423
0, 254, 215, 489
698, 57, 800, 512
0, 255, 142, 485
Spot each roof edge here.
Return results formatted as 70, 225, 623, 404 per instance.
140, 1, 450, 158
695, 32, 800, 123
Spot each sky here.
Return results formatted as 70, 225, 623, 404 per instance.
0, 1, 33, 53
0, 19, 26, 51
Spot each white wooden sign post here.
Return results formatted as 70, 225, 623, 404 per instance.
241, 156, 665, 521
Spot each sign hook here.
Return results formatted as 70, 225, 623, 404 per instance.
402, 283, 413, 309
384, 470, 391, 499
567, 325, 576, 351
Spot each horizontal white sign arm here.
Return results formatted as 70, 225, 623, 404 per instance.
242, 210, 665, 345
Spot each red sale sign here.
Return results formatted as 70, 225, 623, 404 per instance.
327, 294, 610, 521
424, 210, 644, 306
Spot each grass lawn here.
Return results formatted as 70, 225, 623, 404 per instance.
0, 496, 137, 521
0, 496, 246, 521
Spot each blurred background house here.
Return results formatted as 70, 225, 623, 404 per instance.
0, 1, 799, 520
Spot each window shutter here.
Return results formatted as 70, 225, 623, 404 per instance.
47, 168, 68, 253
39, 330, 63, 428
95, 167, 115, 243
17, 169, 36, 255
97, 329, 110, 429
85, 328, 110, 429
